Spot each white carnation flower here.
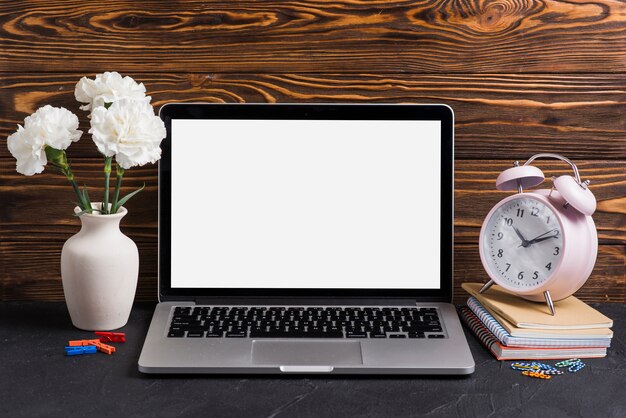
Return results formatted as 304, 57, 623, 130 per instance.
89, 98, 166, 169
75, 71, 150, 112
7, 105, 82, 176
7, 125, 46, 176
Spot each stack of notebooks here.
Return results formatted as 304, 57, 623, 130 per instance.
459, 283, 613, 360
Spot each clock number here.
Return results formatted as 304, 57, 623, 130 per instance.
497, 249, 503, 258
531, 207, 539, 217
517, 271, 524, 280
533, 271, 539, 280
546, 216, 550, 224
554, 247, 560, 255
505, 263, 511, 272
554, 230, 560, 237
545, 262, 552, 271
504, 217, 513, 226
497, 232, 503, 240
516, 208, 524, 218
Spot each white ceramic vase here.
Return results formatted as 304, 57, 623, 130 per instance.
61, 203, 139, 330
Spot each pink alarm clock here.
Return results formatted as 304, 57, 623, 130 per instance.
478, 153, 598, 315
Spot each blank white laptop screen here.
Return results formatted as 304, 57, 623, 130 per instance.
170, 119, 441, 289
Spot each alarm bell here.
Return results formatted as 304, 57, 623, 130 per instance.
495, 153, 596, 216
553, 175, 596, 216
496, 165, 544, 192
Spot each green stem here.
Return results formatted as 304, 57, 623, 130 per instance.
45, 146, 89, 211
62, 164, 89, 211
111, 164, 125, 214
103, 156, 113, 214
68, 174, 87, 210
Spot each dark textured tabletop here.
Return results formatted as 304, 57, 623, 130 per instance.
1, 302, 624, 417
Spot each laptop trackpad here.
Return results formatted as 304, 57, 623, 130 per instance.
252, 340, 363, 366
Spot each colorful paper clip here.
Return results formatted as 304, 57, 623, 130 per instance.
65, 345, 97, 356
531, 362, 558, 371
510, 362, 541, 371
511, 362, 534, 368
522, 370, 552, 380
95, 331, 125, 343
568, 362, 586, 373
536, 369, 564, 376
555, 358, 581, 368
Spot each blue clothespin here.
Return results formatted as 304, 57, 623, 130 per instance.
65, 345, 97, 356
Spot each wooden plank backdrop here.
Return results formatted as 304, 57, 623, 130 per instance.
0, 1, 624, 303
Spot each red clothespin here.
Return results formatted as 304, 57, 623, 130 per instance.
94, 331, 125, 343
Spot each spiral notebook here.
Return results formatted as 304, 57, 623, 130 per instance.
458, 307, 607, 360
462, 283, 613, 330
466, 297, 611, 348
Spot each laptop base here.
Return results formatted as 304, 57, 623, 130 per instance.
139, 302, 475, 375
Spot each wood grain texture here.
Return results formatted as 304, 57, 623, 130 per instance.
2, 1, 625, 302
2, 1, 626, 73
1, 73, 626, 160
455, 160, 626, 244
1, 157, 623, 302
453, 245, 625, 303
1, 159, 623, 243
0, 160, 157, 242
1, 241, 622, 303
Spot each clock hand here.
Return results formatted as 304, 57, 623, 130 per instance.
513, 227, 530, 248
526, 229, 559, 246
527, 228, 558, 242
528, 234, 560, 245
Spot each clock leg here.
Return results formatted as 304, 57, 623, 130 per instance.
479, 280, 494, 294
544, 290, 556, 316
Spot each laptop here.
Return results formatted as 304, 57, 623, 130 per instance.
138, 103, 475, 374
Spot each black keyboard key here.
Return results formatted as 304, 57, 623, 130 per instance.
428, 334, 445, 339
185, 327, 207, 333
171, 306, 439, 339
250, 330, 344, 338
171, 320, 197, 326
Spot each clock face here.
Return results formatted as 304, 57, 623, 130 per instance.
482, 196, 563, 289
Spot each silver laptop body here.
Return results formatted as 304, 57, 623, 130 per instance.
139, 103, 475, 375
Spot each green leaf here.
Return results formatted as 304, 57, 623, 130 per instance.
82, 185, 92, 208
114, 183, 145, 212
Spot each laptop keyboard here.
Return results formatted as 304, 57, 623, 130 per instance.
167, 306, 445, 339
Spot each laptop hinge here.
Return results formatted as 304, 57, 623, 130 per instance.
192, 297, 423, 306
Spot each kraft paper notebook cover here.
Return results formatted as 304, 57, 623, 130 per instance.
462, 283, 613, 330
466, 297, 612, 343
